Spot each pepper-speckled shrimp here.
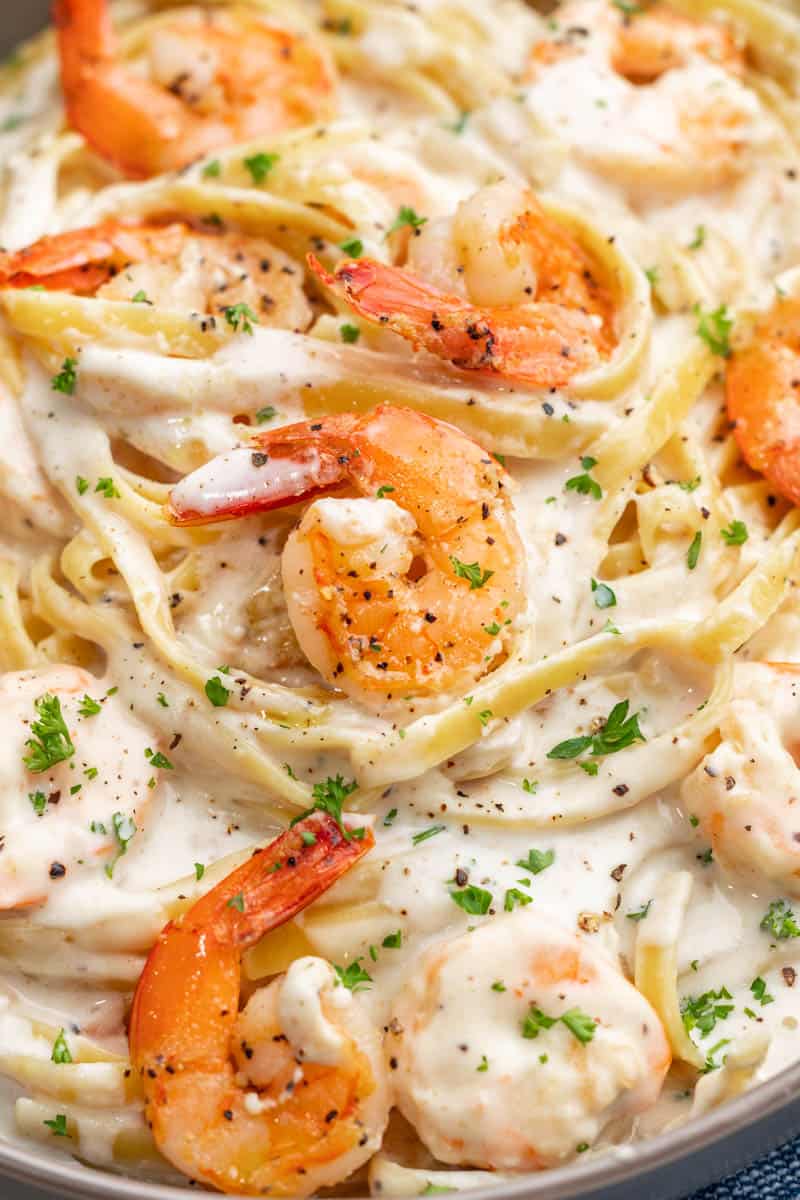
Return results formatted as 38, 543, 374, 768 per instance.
308, 180, 616, 388
167, 405, 526, 709
54, 0, 337, 178
682, 662, 800, 895
129, 812, 389, 1196
387, 907, 671, 1168
0, 218, 311, 330
725, 296, 800, 507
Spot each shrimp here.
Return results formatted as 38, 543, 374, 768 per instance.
725, 296, 800, 507
526, 1, 757, 194
308, 180, 616, 388
54, 1, 337, 178
129, 810, 388, 1196
0, 218, 311, 331
0, 665, 161, 909
681, 662, 800, 895
387, 906, 671, 1168
167, 405, 526, 708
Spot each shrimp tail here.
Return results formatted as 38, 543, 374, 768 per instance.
308, 254, 603, 386
166, 414, 362, 525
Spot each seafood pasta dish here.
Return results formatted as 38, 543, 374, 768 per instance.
2, 0, 800, 1194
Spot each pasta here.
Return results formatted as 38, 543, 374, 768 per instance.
1, 0, 800, 1193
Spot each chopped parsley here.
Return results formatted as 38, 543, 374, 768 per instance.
546, 699, 645, 764
721, 520, 748, 546
340, 323, 360, 344
131, 290, 151, 304
412, 824, 446, 846
43, 1114, 69, 1137
144, 748, 174, 770
105, 811, 137, 878
23, 694, 75, 773
202, 158, 222, 178
644, 266, 659, 286
591, 578, 616, 609
483, 621, 501, 636
477, 709, 493, 727
450, 884, 492, 915
476, 1054, 489, 1072
422, 1185, 455, 1195
565, 456, 602, 501
385, 205, 428, 238
688, 225, 706, 251
681, 987, 734, 1037
300, 830, 317, 846
450, 556, 494, 590
521, 1006, 557, 1038
383, 807, 398, 826
90, 820, 106, 835
687, 530, 702, 570
204, 675, 231, 707
75, 475, 89, 495
78, 694, 101, 718
340, 237, 363, 257
333, 959, 372, 991
255, 405, 277, 424
448, 110, 471, 135
522, 1005, 596, 1044
750, 976, 774, 1007
626, 899, 652, 922
516, 848, 554, 875
243, 152, 279, 184
95, 477, 120, 500
29, 791, 47, 815
694, 303, 733, 358
521, 778, 538, 795
227, 893, 245, 912
156, 692, 169, 707
223, 303, 259, 335
290, 774, 358, 836
491, 980, 506, 992
382, 930, 403, 949
760, 899, 800, 940
194, 862, 205, 881
504, 887, 532, 912
51, 1029, 72, 1065
51, 358, 77, 395
677, 476, 701, 492
376, 484, 395, 499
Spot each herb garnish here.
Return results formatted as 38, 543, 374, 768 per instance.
145, 748, 174, 770
626, 899, 652, 922
450, 556, 494, 590
591, 578, 616, 609
504, 887, 532, 911
340, 237, 363, 257
412, 825, 446, 846
43, 1114, 69, 1137
750, 976, 774, 1006
760, 899, 800, 940
522, 1005, 596, 1044
204, 675, 231, 707
224, 303, 259, 335
78, 694, 101, 717
681, 987, 734, 1037
721, 520, 748, 546
687, 530, 702, 570
51, 1029, 72, 1064
565, 456, 602, 501
95, 477, 120, 500
450, 884, 492, 915
105, 811, 136, 878
243, 152, 279, 184
385, 206, 427, 238
334, 959, 372, 991
340, 323, 360, 344
290, 774, 359, 837
23, 694, 75, 773
51, 358, 77, 395
694, 304, 733, 358
547, 699, 645, 765
516, 848, 554, 875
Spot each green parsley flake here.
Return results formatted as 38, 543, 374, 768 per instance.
760, 898, 800, 940
243, 152, 279, 184
565, 456, 602, 501
289, 774, 358, 836
681, 987, 734, 1037
75, 475, 89, 495
51, 1029, 72, 1065
383, 807, 398, 826
78, 694, 101, 717
224, 303, 259, 335
95, 476, 120, 500
504, 887, 532, 912
194, 863, 205, 881
626, 899, 652, 922
750, 976, 774, 1007
105, 811, 137, 878
721, 519, 748, 546
687, 530, 702, 570
255, 405, 277, 424
591, 578, 616, 609
340, 238, 363, 257
382, 930, 403, 949
227, 893, 245, 912
450, 884, 492, 915
412, 825, 446, 846
300, 830, 317, 846
476, 1054, 489, 1072
376, 484, 395, 499
491, 980, 506, 992
521, 779, 538, 795
52, 358, 77, 395
23, 694, 75, 773
516, 848, 554, 875
204, 675, 231, 707
385, 205, 428, 238
547, 699, 645, 764
340, 323, 360, 344
29, 791, 47, 815
694, 303, 733, 358
334, 959, 372, 991
450, 556, 494, 590
145, 748, 174, 770
131, 290, 151, 304
688, 225, 706, 251
43, 1114, 69, 1137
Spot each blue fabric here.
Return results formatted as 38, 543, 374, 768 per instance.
691, 1135, 800, 1200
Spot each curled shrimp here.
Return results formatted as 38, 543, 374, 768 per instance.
308, 180, 616, 388
167, 405, 526, 708
54, 1, 337, 178
682, 662, 800, 895
0, 218, 311, 330
129, 811, 389, 1196
526, 1, 754, 193
725, 295, 800, 506
387, 907, 671, 1168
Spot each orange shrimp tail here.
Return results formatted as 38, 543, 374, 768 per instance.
130, 811, 372, 1064
0, 219, 188, 294
308, 254, 605, 386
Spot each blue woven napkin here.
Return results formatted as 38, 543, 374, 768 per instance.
691, 1135, 800, 1200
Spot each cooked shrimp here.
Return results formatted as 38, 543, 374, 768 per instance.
725, 296, 800, 507
0, 665, 161, 909
0, 218, 311, 330
129, 811, 389, 1196
526, 1, 758, 194
167, 405, 526, 708
682, 662, 800, 895
387, 907, 671, 1168
308, 180, 616, 388
54, 1, 337, 178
